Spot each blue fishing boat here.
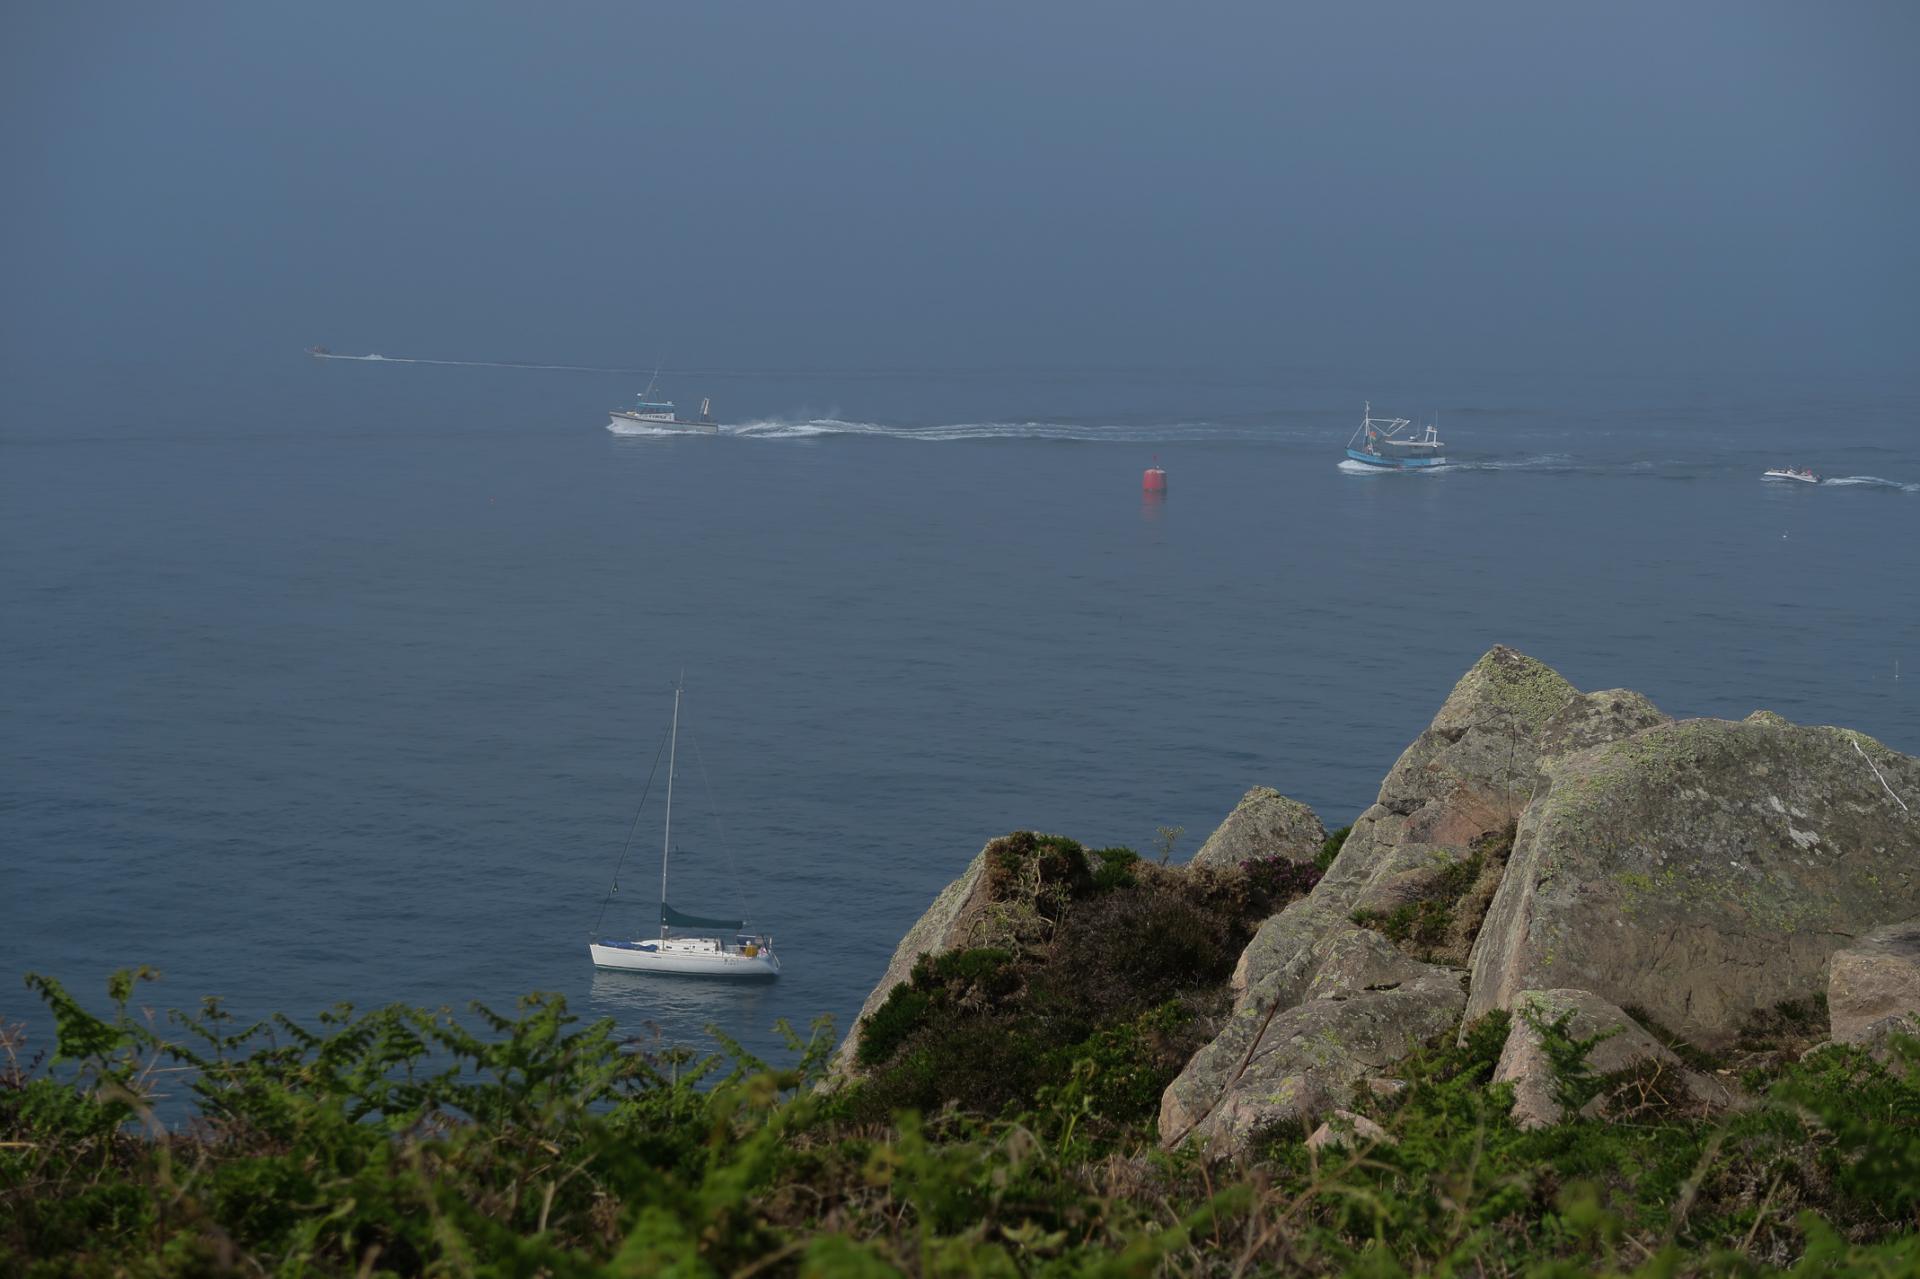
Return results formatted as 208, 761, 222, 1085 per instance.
1345, 403, 1446, 470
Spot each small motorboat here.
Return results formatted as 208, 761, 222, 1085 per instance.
1762, 468, 1820, 484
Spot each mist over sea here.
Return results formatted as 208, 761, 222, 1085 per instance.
3, 357, 1915, 1062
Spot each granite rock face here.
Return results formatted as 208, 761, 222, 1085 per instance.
1158, 928, 1465, 1152
1191, 787, 1328, 869
1228, 647, 1584, 1007
1493, 989, 1740, 1130
1465, 717, 1920, 1046
1829, 918, 1920, 1046
1166, 648, 1582, 1149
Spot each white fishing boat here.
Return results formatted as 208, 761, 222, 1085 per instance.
607, 373, 720, 435
1762, 467, 1820, 484
1344, 403, 1446, 470
588, 683, 779, 979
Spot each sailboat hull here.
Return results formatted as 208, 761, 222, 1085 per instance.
589, 940, 781, 978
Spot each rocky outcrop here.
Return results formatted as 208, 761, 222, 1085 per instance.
837, 645, 1920, 1145
1227, 647, 1584, 1008
1465, 718, 1920, 1046
1493, 989, 1740, 1130
1158, 929, 1465, 1153
1191, 788, 1327, 868
1160, 644, 1919, 1149
1829, 919, 1920, 1046
1163, 648, 1582, 1149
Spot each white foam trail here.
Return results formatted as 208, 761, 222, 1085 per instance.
1450, 453, 1575, 472
1823, 475, 1918, 491
722, 417, 1265, 443
315, 351, 653, 373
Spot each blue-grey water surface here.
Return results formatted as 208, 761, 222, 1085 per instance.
4, 357, 1916, 1067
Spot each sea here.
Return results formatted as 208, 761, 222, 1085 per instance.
3, 355, 1916, 1077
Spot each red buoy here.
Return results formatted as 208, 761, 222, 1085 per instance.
1142, 457, 1167, 494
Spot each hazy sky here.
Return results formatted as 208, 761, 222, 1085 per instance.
4, 2, 1915, 373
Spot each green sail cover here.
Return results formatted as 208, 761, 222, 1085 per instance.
661, 903, 745, 932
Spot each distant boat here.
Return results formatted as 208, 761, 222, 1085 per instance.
1762, 468, 1820, 484
588, 682, 779, 979
1345, 403, 1446, 470
607, 373, 720, 435
306, 345, 330, 357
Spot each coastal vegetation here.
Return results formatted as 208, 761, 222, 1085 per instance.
4, 964, 1918, 1277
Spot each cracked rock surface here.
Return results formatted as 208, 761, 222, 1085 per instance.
1465, 715, 1920, 1046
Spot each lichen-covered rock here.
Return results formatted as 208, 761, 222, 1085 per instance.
1467, 720, 1920, 1047
1191, 787, 1327, 868
1165, 647, 1579, 1150
1494, 989, 1739, 1130
1348, 843, 1478, 918
1829, 918, 1920, 1045
1159, 952, 1464, 1152
1303, 926, 1438, 1000
1534, 689, 1670, 759
1305, 1109, 1392, 1151
1230, 647, 1577, 1004
826, 843, 993, 1080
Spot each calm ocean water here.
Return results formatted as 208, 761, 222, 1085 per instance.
3, 356, 1916, 1067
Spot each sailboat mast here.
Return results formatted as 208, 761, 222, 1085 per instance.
660, 683, 680, 938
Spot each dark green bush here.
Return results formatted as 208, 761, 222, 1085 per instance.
1317, 823, 1352, 870
853, 946, 1014, 1068
1089, 845, 1141, 892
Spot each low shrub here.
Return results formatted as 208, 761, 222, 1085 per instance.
854, 946, 1015, 1068
1239, 853, 1323, 904
1089, 845, 1141, 892
1317, 823, 1352, 870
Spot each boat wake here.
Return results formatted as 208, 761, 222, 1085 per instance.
1822, 475, 1920, 492
317, 351, 650, 374
1448, 453, 1577, 473
721, 418, 1263, 443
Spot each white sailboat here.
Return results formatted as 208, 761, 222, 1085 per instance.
588, 683, 780, 979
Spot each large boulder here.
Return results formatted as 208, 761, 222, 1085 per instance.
1163, 648, 1586, 1149
1466, 718, 1920, 1047
1159, 928, 1465, 1152
1829, 918, 1920, 1045
1228, 647, 1583, 1005
1493, 989, 1740, 1130
1191, 787, 1327, 868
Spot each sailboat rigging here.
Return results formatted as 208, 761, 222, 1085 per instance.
588, 682, 781, 978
